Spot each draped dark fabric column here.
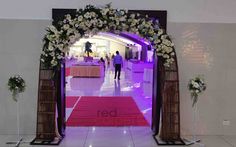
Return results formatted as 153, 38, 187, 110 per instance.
52, 8, 77, 137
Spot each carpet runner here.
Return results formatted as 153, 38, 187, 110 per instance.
66, 68, 70, 77
66, 96, 148, 126
66, 96, 79, 108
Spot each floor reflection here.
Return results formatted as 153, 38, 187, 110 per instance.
114, 80, 121, 96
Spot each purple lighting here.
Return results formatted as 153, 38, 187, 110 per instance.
121, 32, 150, 45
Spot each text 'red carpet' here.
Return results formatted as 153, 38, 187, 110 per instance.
66, 96, 79, 108
66, 96, 149, 126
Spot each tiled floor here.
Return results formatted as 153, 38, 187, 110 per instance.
0, 131, 235, 147
0, 61, 235, 147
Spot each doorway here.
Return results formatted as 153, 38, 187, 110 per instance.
31, 7, 182, 146
52, 8, 168, 138
65, 32, 153, 127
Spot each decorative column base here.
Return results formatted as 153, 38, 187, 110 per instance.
153, 135, 185, 145
30, 137, 63, 145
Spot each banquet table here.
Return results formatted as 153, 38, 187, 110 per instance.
70, 64, 104, 77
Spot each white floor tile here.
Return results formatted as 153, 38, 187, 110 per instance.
182, 135, 233, 147
85, 127, 134, 147
58, 127, 89, 147
129, 127, 157, 147
221, 135, 236, 146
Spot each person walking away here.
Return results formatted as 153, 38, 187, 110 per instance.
113, 51, 123, 80
99, 57, 106, 71
105, 54, 111, 67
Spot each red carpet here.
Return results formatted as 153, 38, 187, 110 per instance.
66, 96, 149, 126
66, 68, 70, 76
66, 96, 79, 108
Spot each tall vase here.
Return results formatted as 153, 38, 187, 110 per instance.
192, 102, 198, 142
6, 93, 23, 147
16, 93, 24, 146
16, 93, 20, 139
184, 97, 205, 147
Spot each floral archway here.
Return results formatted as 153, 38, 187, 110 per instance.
37, 4, 182, 145
41, 4, 175, 69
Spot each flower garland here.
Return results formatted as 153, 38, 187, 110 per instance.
7, 75, 26, 102
41, 4, 176, 69
188, 76, 206, 107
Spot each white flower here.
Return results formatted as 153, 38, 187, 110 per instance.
74, 32, 81, 39
91, 12, 96, 17
49, 25, 58, 34
69, 35, 76, 43
57, 43, 64, 51
154, 39, 161, 44
84, 12, 91, 19
163, 54, 170, 59
130, 14, 135, 19
49, 52, 55, 57
63, 24, 70, 30
90, 19, 97, 25
75, 23, 79, 28
78, 16, 83, 22
48, 43, 54, 51
158, 29, 164, 35
69, 20, 75, 26
85, 21, 92, 27
163, 63, 170, 67
65, 14, 71, 20
119, 16, 126, 22
193, 82, 200, 88
57, 55, 62, 59
66, 28, 74, 35
101, 8, 109, 15
79, 22, 86, 29
120, 10, 125, 15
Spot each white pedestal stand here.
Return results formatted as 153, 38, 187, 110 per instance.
184, 103, 205, 147
6, 96, 23, 147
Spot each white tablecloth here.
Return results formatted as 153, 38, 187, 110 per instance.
127, 61, 153, 73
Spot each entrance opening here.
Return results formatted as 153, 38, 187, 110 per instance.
65, 32, 154, 127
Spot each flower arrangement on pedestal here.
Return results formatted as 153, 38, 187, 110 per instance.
188, 76, 206, 107
7, 75, 26, 102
